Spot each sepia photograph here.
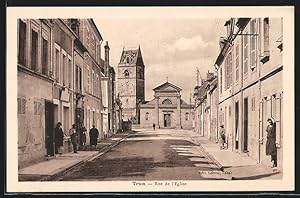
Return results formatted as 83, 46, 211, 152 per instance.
6, 6, 294, 192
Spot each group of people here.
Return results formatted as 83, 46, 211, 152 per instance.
219, 117, 278, 168
54, 123, 100, 154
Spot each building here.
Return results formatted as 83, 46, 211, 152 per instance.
17, 18, 112, 168
73, 19, 104, 143
140, 81, 193, 129
193, 72, 218, 141
214, 18, 283, 168
117, 47, 145, 124
101, 41, 117, 137
17, 19, 77, 168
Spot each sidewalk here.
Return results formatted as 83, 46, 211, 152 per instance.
18, 131, 133, 181
189, 132, 282, 180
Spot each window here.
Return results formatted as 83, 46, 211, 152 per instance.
41, 38, 49, 75
18, 19, 27, 66
263, 18, 270, 52
86, 27, 90, 49
87, 66, 90, 92
250, 19, 257, 70
96, 74, 99, 97
62, 52, 67, 86
68, 57, 72, 88
251, 97, 255, 111
91, 35, 95, 57
145, 112, 149, 120
17, 98, 26, 114
79, 67, 82, 92
243, 34, 249, 74
235, 44, 239, 82
220, 68, 223, 94
54, 46, 60, 82
124, 69, 129, 78
34, 101, 42, 115
75, 65, 79, 91
162, 99, 172, 105
185, 112, 190, 121
31, 29, 38, 71
226, 51, 233, 89
92, 70, 95, 94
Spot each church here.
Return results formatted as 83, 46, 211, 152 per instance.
117, 46, 145, 124
140, 81, 194, 129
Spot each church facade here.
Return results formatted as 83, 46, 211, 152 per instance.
140, 81, 193, 129
117, 47, 145, 123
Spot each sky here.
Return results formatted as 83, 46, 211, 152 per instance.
94, 18, 226, 102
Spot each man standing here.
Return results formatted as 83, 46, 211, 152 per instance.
89, 125, 99, 149
69, 124, 78, 153
153, 123, 156, 131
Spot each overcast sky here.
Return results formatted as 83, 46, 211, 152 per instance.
94, 18, 226, 102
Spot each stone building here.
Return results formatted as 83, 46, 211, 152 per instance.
193, 72, 218, 141
17, 18, 112, 168
140, 81, 193, 129
73, 19, 104, 144
17, 19, 77, 168
214, 18, 283, 168
117, 47, 145, 124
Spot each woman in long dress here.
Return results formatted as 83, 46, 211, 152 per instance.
266, 117, 277, 167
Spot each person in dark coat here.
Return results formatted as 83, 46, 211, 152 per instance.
54, 122, 64, 154
266, 117, 277, 167
89, 125, 99, 149
219, 125, 226, 149
153, 123, 156, 131
69, 124, 78, 153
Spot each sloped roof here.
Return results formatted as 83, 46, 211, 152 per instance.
119, 46, 143, 65
153, 81, 182, 92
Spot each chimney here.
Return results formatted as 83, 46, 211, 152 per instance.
207, 72, 214, 81
104, 41, 110, 76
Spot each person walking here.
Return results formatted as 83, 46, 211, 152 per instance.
54, 122, 64, 154
69, 124, 78, 153
153, 123, 156, 131
81, 126, 87, 147
266, 117, 277, 168
89, 125, 99, 149
219, 125, 226, 149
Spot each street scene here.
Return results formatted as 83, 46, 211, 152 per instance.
17, 15, 284, 182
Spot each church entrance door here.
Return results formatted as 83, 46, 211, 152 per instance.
164, 114, 171, 127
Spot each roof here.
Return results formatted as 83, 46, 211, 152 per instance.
119, 46, 143, 65
153, 81, 182, 92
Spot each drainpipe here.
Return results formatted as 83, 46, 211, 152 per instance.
240, 31, 244, 154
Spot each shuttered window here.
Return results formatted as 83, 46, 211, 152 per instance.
18, 19, 27, 66
250, 19, 257, 70
243, 33, 249, 74
34, 101, 42, 115
17, 98, 26, 114
235, 44, 239, 82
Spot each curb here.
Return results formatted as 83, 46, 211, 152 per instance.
43, 132, 133, 181
190, 137, 224, 171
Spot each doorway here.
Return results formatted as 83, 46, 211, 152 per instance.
164, 114, 171, 127
235, 102, 239, 150
243, 98, 249, 152
45, 101, 54, 156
